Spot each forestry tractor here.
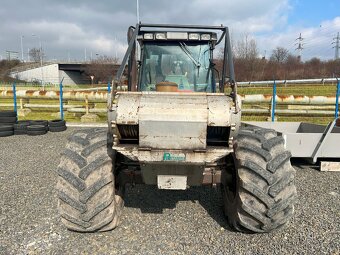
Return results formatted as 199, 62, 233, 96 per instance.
56, 23, 297, 233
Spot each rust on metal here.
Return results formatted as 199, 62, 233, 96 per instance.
26, 90, 38, 96
239, 94, 337, 105
293, 95, 305, 100
0, 89, 338, 105
202, 169, 222, 185
119, 168, 222, 185
0, 89, 108, 101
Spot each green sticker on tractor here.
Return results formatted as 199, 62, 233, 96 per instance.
163, 152, 186, 161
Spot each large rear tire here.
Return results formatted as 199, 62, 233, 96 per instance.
56, 128, 124, 232
222, 127, 297, 233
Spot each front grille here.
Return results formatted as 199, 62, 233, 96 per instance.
117, 125, 139, 144
207, 126, 230, 146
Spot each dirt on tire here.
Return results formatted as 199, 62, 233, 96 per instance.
56, 128, 123, 232
222, 127, 297, 233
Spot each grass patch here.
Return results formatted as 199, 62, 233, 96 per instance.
241, 115, 333, 125
238, 84, 337, 96
1, 83, 338, 125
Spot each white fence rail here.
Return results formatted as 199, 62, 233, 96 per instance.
238, 78, 339, 86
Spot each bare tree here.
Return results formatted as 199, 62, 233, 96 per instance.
270, 47, 289, 63
216, 38, 340, 81
232, 35, 261, 80
29, 48, 43, 63
83, 55, 120, 84
285, 54, 300, 65
233, 34, 259, 60
0, 59, 20, 82
284, 54, 303, 79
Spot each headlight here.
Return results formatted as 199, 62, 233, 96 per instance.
155, 33, 166, 40
201, 34, 211, 40
188, 33, 200, 40
144, 33, 154, 40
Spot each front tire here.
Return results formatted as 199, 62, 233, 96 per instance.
222, 127, 297, 233
56, 128, 123, 232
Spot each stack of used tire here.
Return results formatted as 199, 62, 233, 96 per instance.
0, 114, 67, 137
0, 111, 17, 137
25, 119, 67, 136
27, 120, 49, 136
14, 120, 31, 135
48, 119, 67, 132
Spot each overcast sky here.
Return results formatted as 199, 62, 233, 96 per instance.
0, 0, 339, 62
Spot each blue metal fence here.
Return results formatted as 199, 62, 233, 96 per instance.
271, 80, 277, 122
335, 78, 339, 119
12, 81, 17, 114
59, 78, 64, 120
107, 80, 111, 93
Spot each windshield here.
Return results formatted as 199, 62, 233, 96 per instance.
139, 42, 213, 92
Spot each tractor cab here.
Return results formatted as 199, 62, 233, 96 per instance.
111, 23, 237, 104
138, 31, 218, 92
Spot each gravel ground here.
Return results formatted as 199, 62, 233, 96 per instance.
0, 127, 339, 255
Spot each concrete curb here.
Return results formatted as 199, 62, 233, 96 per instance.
66, 122, 107, 128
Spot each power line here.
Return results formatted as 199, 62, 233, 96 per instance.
302, 31, 340, 47
287, 23, 340, 60
303, 46, 333, 60
301, 32, 340, 60
317, 23, 340, 35
303, 33, 336, 45
332, 32, 340, 60
295, 33, 304, 60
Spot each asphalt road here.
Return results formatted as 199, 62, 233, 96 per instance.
0, 127, 339, 255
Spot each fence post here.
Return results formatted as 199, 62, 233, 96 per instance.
335, 78, 339, 119
59, 78, 64, 120
20, 99, 24, 110
271, 80, 277, 122
85, 96, 89, 114
12, 81, 17, 115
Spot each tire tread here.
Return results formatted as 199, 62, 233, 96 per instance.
224, 128, 297, 233
57, 129, 122, 232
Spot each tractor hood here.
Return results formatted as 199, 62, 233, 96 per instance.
112, 92, 238, 150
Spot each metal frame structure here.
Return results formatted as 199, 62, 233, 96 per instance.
244, 120, 340, 164
109, 23, 236, 110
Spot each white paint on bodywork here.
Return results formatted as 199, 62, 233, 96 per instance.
114, 91, 236, 150
112, 145, 232, 164
139, 93, 207, 149
207, 96, 232, 126
116, 93, 141, 124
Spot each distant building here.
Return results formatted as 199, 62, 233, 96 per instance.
9, 63, 121, 85
6, 51, 19, 61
